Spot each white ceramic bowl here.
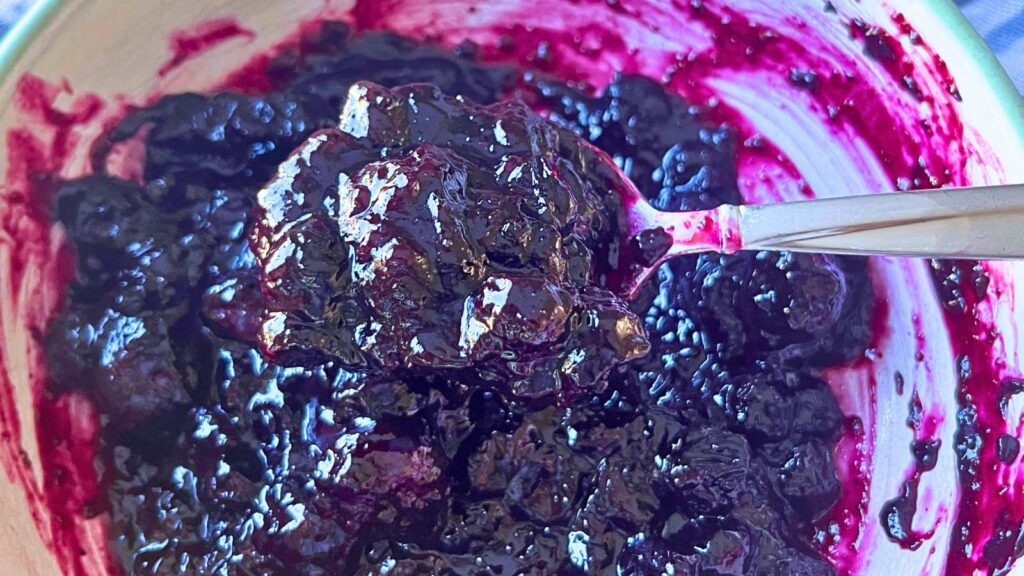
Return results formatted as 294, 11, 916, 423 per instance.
1, 0, 1023, 574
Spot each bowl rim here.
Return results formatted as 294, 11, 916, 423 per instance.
1, 0, 1023, 142
923, 0, 1024, 135
0, 0, 59, 82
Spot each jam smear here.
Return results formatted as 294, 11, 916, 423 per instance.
931, 261, 1024, 574
157, 18, 257, 77
878, 390, 942, 550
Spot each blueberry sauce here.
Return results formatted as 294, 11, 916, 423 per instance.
34, 21, 875, 575
0, 1, 1017, 576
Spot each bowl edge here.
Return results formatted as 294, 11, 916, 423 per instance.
0, 0, 64, 85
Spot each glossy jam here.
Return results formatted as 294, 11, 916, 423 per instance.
39, 22, 875, 575
251, 82, 649, 398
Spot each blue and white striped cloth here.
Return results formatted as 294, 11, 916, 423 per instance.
0, 0, 32, 39
0, 0, 1023, 91
956, 0, 1024, 92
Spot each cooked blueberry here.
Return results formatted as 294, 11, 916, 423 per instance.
659, 427, 753, 515
772, 440, 840, 522
55, 176, 208, 312
105, 92, 320, 187
724, 375, 793, 441
46, 308, 189, 427
540, 75, 742, 212
996, 435, 1019, 464
693, 251, 872, 369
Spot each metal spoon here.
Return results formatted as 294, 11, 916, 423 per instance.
615, 184, 1024, 297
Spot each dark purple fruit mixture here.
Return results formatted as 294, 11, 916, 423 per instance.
251, 81, 648, 399
44, 22, 871, 575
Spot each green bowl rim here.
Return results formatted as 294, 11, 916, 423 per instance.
1, 0, 1023, 149
924, 0, 1024, 144
0, 0, 61, 83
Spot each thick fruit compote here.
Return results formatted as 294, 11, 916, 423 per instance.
252, 81, 649, 400
44, 22, 872, 575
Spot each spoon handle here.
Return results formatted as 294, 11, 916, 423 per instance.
732, 184, 1024, 259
